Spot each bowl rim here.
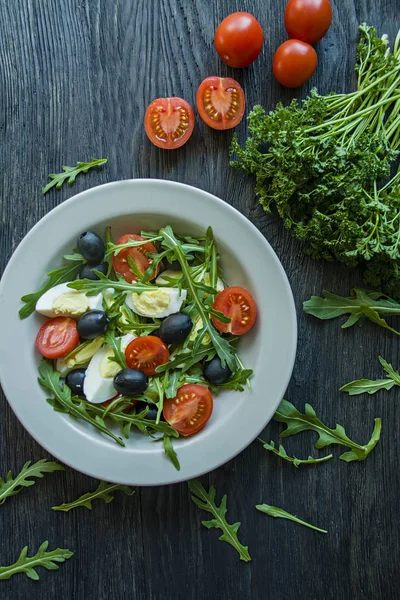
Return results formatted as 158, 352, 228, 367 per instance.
0, 179, 297, 485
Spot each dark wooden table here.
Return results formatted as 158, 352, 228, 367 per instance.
1, 1, 399, 598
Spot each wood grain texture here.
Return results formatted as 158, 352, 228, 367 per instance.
1, 0, 400, 598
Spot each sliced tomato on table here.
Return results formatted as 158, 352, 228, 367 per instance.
144, 97, 195, 150
196, 76, 245, 130
125, 336, 169, 376
211, 286, 256, 335
35, 317, 80, 359
112, 234, 159, 283
163, 384, 213, 436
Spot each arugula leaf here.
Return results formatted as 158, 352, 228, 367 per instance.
52, 481, 134, 512
160, 226, 237, 371
19, 253, 85, 319
256, 504, 327, 534
258, 439, 333, 467
68, 271, 157, 296
340, 355, 400, 395
42, 158, 107, 194
0, 541, 74, 580
38, 359, 125, 447
214, 369, 253, 392
163, 436, 180, 471
273, 399, 381, 462
303, 288, 400, 334
0, 460, 64, 506
188, 479, 251, 562
104, 331, 127, 369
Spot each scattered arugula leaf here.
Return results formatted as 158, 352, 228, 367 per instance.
0, 459, 64, 506
104, 331, 127, 369
163, 436, 180, 471
256, 504, 327, 534
42, 158, 107, 194
188, 479, 251, 562
258, 439, 333, 467
52, 481, 134, 512
303, 288, 400, 334
38, 359, 125, 446
273, 399, 381, 462
0, 541, 74, 581
19, 253, 85, 319
340, 355, 400, 395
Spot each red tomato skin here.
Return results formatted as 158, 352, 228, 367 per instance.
211, 286, 257, 335
196, 76, 246, 131
214, 12, 264, 68
144, 97, 195, 150
163, 383, 213, 436
112, 234, 158, 283
125, 336, 169, 376
273, 40, 318, 88
35, 317, 80, 359
284, 0, 332, 45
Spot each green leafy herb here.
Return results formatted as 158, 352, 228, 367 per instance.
163, 436, 180, 471
274, 399, 381, 462
230, 24, 400, 298
0, 541, 74, 581
104, 331, 127, 369
258, 439, 333, 467
19, 253, 85, 319
52, 480, 134, 512
303, 288, 400, 334
42, 158, 107, 194
67, 271, 157, 296
0, 460, 64, 506
188, 479, 251, 562
160, 226, 237, 371
256, 504, 327, 534
340, 355, 400, 395
38, 360, 125, 447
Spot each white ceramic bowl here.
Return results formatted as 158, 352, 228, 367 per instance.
0, 180, 297, 485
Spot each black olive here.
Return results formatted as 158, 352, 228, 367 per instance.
77, 231, 105, 264
65, 368, 86, 396
135, 401, 164, 421
203, 356, 232, 385
77, 310, 110, 340
113, 368, 148, 396
150, 328, 161, 338
79, 262, 108, 280
159, 312, 193, 344
164, 254, 194, 271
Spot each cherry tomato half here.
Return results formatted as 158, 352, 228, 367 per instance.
163, 384, 213, 436
196, 76, 245, 130
214, 12, 264, 68
125, 336, 169, 376
35, 317, 80, 359
273, 40, 317, 88
112, 234, 159, 283
284, 0, 332, 45
144, 97, 195, 150
211, 286, 256, 335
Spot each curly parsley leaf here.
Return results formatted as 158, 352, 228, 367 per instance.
273, 399, 381, 462
19, 252, 85, 319
188, 480, 251, 562
163, 436, 180, 471
42, 158, 107, 194
52, 481, 134, 512
256, 504, 327, 534
340, 355, 400, 395
0, 541, 74, 581
303, 288, 400, 334
0, 460, 64, 506
258, 439, 333, 467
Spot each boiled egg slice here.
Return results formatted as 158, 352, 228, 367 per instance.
36, 283, 102, 319
83, 333, 136, 404
125, 287, 187, 319
56, 336, 105, 376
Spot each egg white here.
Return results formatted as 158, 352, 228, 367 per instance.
36, 283, 102, 318
83, 333, 136, 404
125, 287, 187, 319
